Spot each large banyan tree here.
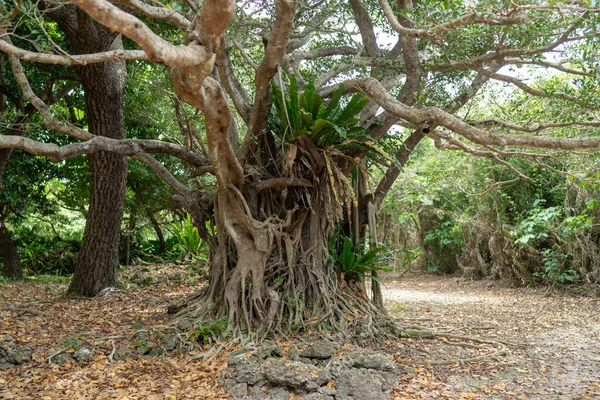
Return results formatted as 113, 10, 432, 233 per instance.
1, 0, 600, 339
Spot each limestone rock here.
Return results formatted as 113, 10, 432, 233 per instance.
73, 347, 93, 363
263, 358, 331, 390
302, 393, 334, 400
335, 368, 398, 400
353, 354, 396, 371
300, 341, 334, 360
114, 346, 134, 361
227, 353, 265, 385
52, 352, 72, 365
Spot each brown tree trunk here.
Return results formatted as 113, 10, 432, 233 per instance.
67, 35, 128, 296
0, 146, 22, 279
0, 211, 22, 279
149, 212, 167, 254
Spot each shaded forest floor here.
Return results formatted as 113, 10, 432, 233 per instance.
1, 265, 599, 399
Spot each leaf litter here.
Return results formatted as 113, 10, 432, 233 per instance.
1, 267, 599, 399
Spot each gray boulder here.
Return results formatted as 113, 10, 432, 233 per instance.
114, 346, 134, 361
247, 385, 289, 400
51, 352, 72, 365
73, 347, 93, 363
335, 368, 398, 400
300, 341, 334, 360
227, 353, 265, 385
353, 354, 396, 371
263, 358, 332, 390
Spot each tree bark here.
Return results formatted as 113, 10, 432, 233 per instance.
67, 35, 128, 296
0, 210, 22, 279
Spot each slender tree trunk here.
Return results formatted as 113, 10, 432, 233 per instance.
368, 201, 384, 310
0, 146, 22, 279
149, 212, 167, 254
67, 36, 128, 296
0, 211, 22, 279
124, 210, 137, 266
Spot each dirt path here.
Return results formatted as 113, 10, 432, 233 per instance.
383, 274, 600, 399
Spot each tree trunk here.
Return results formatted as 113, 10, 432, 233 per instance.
0, 146, 22, 279
0, 211, 22, 279
67, 35, 128, 296
124, 210, 137, 266
149, 212, 167, 254
176, 145, 394, 341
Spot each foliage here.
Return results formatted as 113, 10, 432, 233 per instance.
170, 214, 207, 257
328, 231, 392, 282
511, 200, 561, 249
270, 76, 369, 147
535, 248, 578, 284
186, 316, 231, 343
12, 224, 80, 276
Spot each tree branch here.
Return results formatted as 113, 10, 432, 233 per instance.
0, 37, 148, 65
114, 0, 191, 30
378, 0, 528, 40
239, 0, 297, 161
72, 0, 212, 66
351, 77, 600, 151
349, 0, 379, 56
0, 135, 209, 166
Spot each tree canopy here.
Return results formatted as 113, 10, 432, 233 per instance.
1, 0, 600, 339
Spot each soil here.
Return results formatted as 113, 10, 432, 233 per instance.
1, 267, 599, 399
383, 274, 600, 399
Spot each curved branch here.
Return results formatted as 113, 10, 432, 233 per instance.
291, 46, 358, 61
255, 177, 312, 192
472, 119, 600, 134
5, 40, 91, 141
72, 0, 212, 66
430, 132, 535, 183
478, 68, 583, 106
349, 0, 379, 56
216, 44, 252, 124
115, 0, 191, 30
351, 78, 600, 151
378, 0, 528, 40
503, 58, 590, 76
429, 13, 594, 73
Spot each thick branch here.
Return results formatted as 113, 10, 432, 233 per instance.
349, 0, 379, 56
72, 0, 212, 66
430, 132, 534, 183
255, 177, 312, 192
239, 0, 297, 160
216, 44, 252, 124
472, 119, 600, 134
0, 135, 209, 166
351, 78, 600, 151
115, 0, 191, 30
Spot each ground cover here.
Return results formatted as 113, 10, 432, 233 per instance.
1, 266, 599, 399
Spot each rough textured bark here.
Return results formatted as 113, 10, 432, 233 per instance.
65, 31, 128, 296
